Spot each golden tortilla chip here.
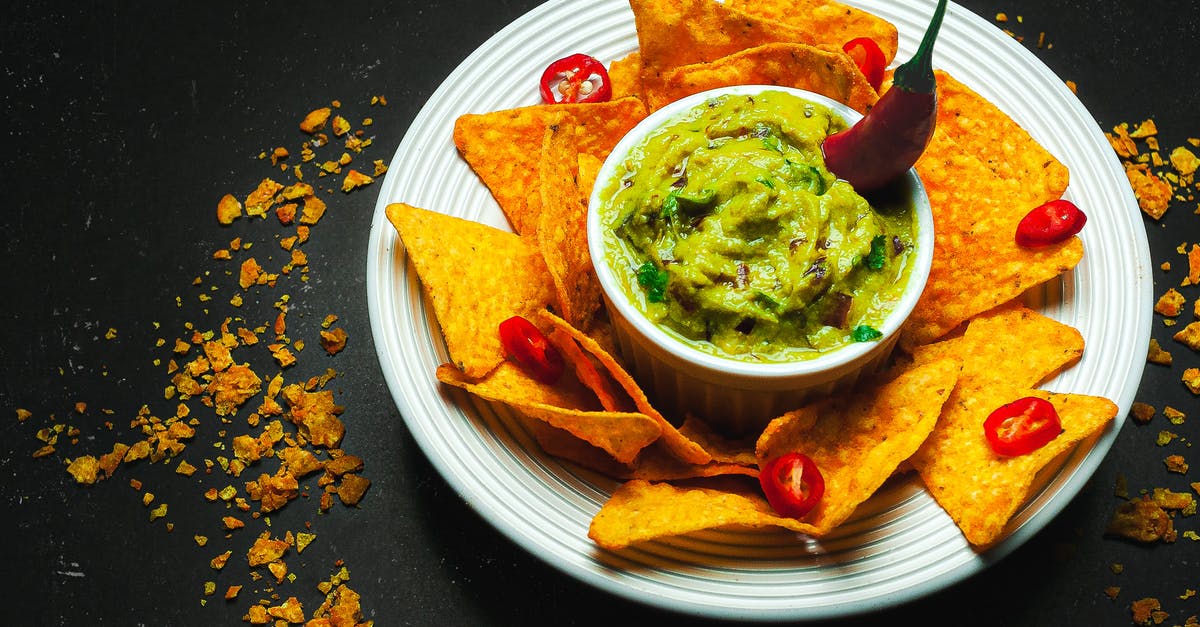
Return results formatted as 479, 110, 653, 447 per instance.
725, 0, 899, 65
755, 357, 960, 534
537, 309, 713, 466
453, 97, 648, 235
608, 52, 644, 101
523, 416, 633, 477
933, 71, 1070, 206
651, 42, 879, 113
909, 383, 1118, 546
901, 124, 1084, 349
588, 479, 817, 550
910, 301, 1086, 389
386, 203, 556, 378
437, 363, 661, 465
630, 0, 818, 100
678, 415, 759, 467
577, 152, 604, 204
536, 126, 602, 329
547, 328, 635, 413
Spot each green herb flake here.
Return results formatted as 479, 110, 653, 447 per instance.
865, 235, 888, 270
636, 262, 669, 303
851, 325, 883, 342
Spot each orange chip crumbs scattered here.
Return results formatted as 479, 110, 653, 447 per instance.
1184, 368, 1200, 394
1106, 496, 1176, 543
1131, 402, 1156, 424
340, 169, 373, 193
300, 107, 333, 134
1148, 338, 1173, 366
1125, 163, 1174, 219
1156, 288, 1186, 316
319, 327, 348, 355
216, 193, 243, 225
1131, 597, 1169, 626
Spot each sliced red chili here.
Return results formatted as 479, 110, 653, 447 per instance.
499, 315, 565, 384
983, 396, 1063, 457
1015, 199, 1087, 247
842, 37, 886, 92
758, 451, 825, 519
539, 53, 612, 104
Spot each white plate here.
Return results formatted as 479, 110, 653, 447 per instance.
366, 0, 1151, 620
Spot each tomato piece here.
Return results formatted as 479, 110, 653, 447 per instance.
498, 315, 565, 384
758, 452, 825, 519
539, 53, 612, 104
842, 37, 886, 92
1015, 199, 1087, 247
983, 397, 1063, 457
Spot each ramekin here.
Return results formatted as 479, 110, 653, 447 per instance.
587, 85, 935, 436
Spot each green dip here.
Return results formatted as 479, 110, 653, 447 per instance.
598, 90, 918, 362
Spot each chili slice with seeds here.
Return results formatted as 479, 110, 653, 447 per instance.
983, 396, 1063, 457
539, 53, 612, 105
498, 315, 565, 384
842, 37, 886, 92
759, 451, 825, 519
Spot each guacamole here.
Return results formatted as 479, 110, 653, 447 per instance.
598, 91, 918, 362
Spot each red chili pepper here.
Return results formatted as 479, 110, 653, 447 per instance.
499, 315, 566, 384
823, 0, 948, 193
758, 451, 825, 519
983, 396, 1063, 457
1015, 199, 1087, 247
842, 37, 886, 92
539, 53, 612, 105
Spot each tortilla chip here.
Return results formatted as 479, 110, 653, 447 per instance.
627, 441, 759, 481
933, 71, 1070, 206
651, 42, 879, 113
608, 52, 644, 101
546, 328, 635, 413
629, 0, 818, 100
588, 479, 818, 550
537, 309, 713, 466
900, 125, 1084, 349
725, 0, 899, 65
755, 357, 960, 534
523, 416, 633, 477
577, 153, 604, 204
535, 125, 602, 329
453, 97, 647, 235
909, 384, 1118, 546
386, 203, 556, 378
437, 362, 661, 465
958, 302, 1085, 387
678, 415, 759, 467
435, 361, 597, 410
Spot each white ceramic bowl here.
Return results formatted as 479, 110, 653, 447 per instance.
587, 85, 935, 435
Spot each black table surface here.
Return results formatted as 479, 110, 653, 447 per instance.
4, 1, 1198, 625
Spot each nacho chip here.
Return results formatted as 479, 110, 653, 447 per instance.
535, 125, 602, 329
755, 357, 960, 534
932, 71, 1070, 206
651, 42, 879, 113
901, 124, 1084, 349
608, 52, 644, 101
725, 0, 899, 65
909, 384, 1118, 546
437, 363, 661, 465
588, 479, 817, 550
453, 97, 648, 234
386, 203, 556, 378
629, 0, 818, 100
537, 309, 713, 466
956, 302, 1085, 387
546, 328, 635, 413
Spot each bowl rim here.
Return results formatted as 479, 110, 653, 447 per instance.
586, 84, 935, 381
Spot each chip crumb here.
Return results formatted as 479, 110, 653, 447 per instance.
1131, 402, 1156, 424
1107, 496, 1176, 543
1148, 338, 1173, 366
1131, 597, 1167, 625
1155, 288, 1187, 317
1183, 367, 1200, 394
